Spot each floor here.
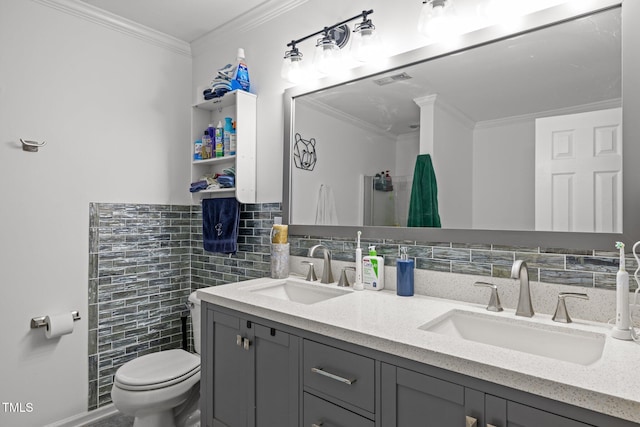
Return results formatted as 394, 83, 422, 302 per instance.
85, 412, 133, 427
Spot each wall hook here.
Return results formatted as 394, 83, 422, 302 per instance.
20, 138, 46, 152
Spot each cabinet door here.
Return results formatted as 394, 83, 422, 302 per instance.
252, 323, 299, 427
381, 364, 484, 427
486, 395, 594, 427
210, 311, 251, 427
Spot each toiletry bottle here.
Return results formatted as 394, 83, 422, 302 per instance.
229, 120, 237, 156
202, 130, 211, 159
206, 124, 215, 158
194, 138, 202, 161
363, 245, 384, 291
231, 48, 250, 92
396, 247, 414, 296
224, 117, 233, 156
215, 121, 224, 157
354, 231, 364, 291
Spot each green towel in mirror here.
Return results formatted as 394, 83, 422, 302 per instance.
408, 154, 441, 228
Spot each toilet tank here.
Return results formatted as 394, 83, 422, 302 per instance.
188, 291, 202, 354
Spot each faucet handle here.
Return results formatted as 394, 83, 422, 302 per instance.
301, 261, 318, 282
338, 266, 355, 287
473, 282, 503, 312
552, 292, 589, 323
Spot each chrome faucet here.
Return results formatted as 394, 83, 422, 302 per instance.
308, 244, 334, 284
511, 260, 534, 317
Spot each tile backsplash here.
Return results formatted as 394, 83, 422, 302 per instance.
87, 201, 634, 410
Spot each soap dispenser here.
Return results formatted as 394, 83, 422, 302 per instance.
396, 247, 414, 296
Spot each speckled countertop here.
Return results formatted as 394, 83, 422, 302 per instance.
197, 276, 640, 423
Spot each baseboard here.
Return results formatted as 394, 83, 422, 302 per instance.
45, 404, 118, 427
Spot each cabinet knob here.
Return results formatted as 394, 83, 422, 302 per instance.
465, 416, 478, 427
236, 334, 243, 347
243, 337, 251, 351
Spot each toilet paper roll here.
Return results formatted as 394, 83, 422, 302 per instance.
45, 313, 74, 339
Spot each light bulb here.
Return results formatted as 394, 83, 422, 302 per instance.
314, 34, 343, 75
417, 0, 458, 41
281, 47, 306, 84
351, 19, 381, 63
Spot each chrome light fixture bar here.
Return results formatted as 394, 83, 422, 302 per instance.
281, 9, 375, 83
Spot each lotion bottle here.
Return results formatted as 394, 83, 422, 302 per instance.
354, 231, 364, 291
396, 247, 414, 296
363, 246, 384, 291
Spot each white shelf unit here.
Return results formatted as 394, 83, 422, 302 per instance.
191, 90, 257, 203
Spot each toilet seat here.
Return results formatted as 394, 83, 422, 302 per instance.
115, 349, 200, 391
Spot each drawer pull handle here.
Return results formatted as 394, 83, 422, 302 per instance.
312, 423, 323, 427
311, 367, 356, 385
236, 335, 243, 347
243, 338, 251, 351
466, 416, 478, 427
487, 424, 498, 427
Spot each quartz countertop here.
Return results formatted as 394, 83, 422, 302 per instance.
197, 276, 640, 423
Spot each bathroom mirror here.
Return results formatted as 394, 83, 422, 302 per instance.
284, 0, 639, 250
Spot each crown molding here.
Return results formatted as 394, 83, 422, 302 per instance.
474, 98, 622, 130
33, 0, 191, 57
297, 97, 398, 141
191, 0, 309, 56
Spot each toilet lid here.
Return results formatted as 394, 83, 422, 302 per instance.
115, 349, 201, 391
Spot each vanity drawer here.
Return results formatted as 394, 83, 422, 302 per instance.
303, 339, 375, 413
304, 392, 374, 427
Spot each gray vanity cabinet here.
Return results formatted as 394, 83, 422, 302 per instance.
201, 308, 300, 427
202, 303, 637, 427
484, 395, 593, 427
380, 364, 485, 426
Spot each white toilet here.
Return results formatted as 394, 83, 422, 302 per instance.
111, 291, 202, 427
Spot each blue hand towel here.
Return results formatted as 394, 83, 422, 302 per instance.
202, 197, 240, 254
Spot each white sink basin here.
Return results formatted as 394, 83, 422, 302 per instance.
419, 309, 605, 366
245, 279, 350, 305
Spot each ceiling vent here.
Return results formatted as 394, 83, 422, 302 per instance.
373, 72, 412, 86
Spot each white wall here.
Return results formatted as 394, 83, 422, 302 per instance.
292, 102, 393, 225
0, 1, 191, 425
473, 119, 536, 230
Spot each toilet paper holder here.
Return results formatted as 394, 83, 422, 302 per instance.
30, 311, 81, 329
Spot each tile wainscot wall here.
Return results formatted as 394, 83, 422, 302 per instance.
87, 202, 635, 409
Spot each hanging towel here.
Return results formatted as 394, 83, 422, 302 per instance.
202, 197, 240, 254
407, 154, 441, 228
315, 184, 338, 225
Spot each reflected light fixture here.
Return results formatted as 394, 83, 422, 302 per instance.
281, 9, 376, 83
417, 0, 457, 40
351, 11, 381, 63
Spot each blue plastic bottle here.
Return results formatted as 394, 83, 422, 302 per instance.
231, 48, 250, 92
396, 247, 414, 296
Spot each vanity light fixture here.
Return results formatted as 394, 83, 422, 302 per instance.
313, 28, 344, 75
281, 44, 305, 84
281, 9, 376, 83
418, 0, 458, 40
350, 10, 381, 63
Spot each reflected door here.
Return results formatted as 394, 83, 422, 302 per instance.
535, 108, 622, 232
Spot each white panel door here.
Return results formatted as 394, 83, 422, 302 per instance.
535, 108, 622, 232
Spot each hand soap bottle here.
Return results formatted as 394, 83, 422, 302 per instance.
396, 247, 414, 296
363, 246, 384, 291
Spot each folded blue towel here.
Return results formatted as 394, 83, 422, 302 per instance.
202, 197, 240, 254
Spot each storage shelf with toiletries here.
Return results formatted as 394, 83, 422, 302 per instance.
190, 89, 256, 203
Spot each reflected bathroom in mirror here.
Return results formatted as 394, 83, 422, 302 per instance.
284, 1, 637, 250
